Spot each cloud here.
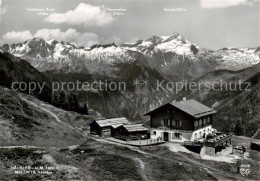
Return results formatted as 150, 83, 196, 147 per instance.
44, 3, 114, 26
2, 30, 33, 43
200, 0, 256, 8
1, 29, 99, 47
34, 28, 99, 47
0, 0, 7, 16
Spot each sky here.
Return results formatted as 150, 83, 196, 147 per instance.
0, 0, 259, 50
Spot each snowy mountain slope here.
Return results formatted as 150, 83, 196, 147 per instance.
122, 33, 198, 58
212, 47, 260, 70
1, 33, 260, 80
2, 38, 146, 74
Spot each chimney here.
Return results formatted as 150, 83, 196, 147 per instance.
183, 97, 186, 101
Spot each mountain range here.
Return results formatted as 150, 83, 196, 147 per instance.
1, 33, 260, 136
2, 33, 260, 81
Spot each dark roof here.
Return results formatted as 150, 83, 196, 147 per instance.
120, 124, 148, 132
171, 99, 216, 118
93, 117, 129, 128
145, 99, 216, 118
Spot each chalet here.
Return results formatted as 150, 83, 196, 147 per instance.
89, 117, 129, 137
144, 98, 217, 142
114, 124, 149, 140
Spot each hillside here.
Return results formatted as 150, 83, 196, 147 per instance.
0, 69, 259, 180
213, 72, 260, 136
0, 86, 93, 146
176, 63, 260, 136
0, 51, 53, 103
44, 61, 173, 120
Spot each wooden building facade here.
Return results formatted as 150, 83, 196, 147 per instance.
114, 124, 149, 140
144, 99, 217, 142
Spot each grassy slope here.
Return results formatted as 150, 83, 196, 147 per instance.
0, 81, 259, 180
1, 135, 259, 180
176, 63, 260, 136
0, 86, 93, 147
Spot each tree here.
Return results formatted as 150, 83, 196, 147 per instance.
58, 91, 66, 109
67, 94, 74, 111
72, 94, 79, 112
234, 119, 244, 136
82, 103, 89, 115
52, 94, 59, 107
67, 93, 79, 112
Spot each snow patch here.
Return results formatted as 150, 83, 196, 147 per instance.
46, 39, 55, 45
164, 143, 192, 153
200, 146, 243, 163
68, 145, 79, 150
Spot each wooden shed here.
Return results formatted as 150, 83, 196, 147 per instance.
89, 117, 129, 137
114, 124, 149, 140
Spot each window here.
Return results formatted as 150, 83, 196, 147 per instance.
194, 133, 197, 140
172, 120, 176, 126
195, 120, 198, 127
175, 120, 182, 127
175, 133, 181, 139
203, 118, 207, 124
172, 133, 181, 139
199, 119, 202, 125
163, 119, 168, 126
153, 131, 156, 135
207, 117, 211, 123
199, 131, 202, 138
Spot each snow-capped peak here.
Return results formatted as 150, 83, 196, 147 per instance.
1, 34, 260, 74
122, 33, 199, 57
46, 39, 55, 45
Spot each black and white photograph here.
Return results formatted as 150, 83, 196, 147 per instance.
0, 0, 259, 180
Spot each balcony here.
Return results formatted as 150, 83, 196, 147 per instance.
204, 133, 233, 147
184, 132, 233, 148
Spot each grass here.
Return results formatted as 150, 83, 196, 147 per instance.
254, 129, 260, 140
91, 154, 142, 180
145, 156, 215, 180
0, 148, 43, 160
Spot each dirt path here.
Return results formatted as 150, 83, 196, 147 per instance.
20, 96, 77, 131
133, 157, 148, 181
87, 134, 246, 180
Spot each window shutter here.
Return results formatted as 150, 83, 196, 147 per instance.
179, 120, 182, 127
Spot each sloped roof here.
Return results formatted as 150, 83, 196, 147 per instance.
171, 99, 216, 118
111, 124, 124, 129
95, 117, 129, 128
145, 99, 216, 118
121, 124, 148, 132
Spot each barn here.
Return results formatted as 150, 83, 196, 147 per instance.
89, 117, 129, 137
114, 124, 149, 140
